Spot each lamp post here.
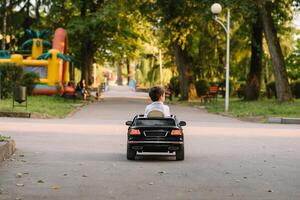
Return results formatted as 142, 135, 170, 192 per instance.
211, 3, 230, 112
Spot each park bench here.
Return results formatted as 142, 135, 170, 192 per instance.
203, 86, 219, 102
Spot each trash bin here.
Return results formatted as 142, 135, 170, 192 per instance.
14, 86, 27, 104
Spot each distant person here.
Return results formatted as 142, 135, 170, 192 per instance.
76, 79, 87, 100
128, 79, 136, 91
144, 86, 170, 117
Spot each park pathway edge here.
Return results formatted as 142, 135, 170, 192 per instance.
0, 140, 16, 162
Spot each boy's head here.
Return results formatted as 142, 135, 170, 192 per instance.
149, 86, 165, 102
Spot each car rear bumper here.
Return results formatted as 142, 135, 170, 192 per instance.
128, 141, 184, 152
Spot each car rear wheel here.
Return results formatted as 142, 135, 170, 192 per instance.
127, 147, 136, 160
176, 146, 184, 161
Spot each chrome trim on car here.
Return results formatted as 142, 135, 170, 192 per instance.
128, 141, 183, 144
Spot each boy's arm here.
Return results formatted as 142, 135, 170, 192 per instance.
144, 105, 150, 116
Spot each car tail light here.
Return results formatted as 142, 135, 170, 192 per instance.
129, 129, 141, 135
171, 129, 182, 136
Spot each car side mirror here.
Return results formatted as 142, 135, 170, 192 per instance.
179, 121, 186, 126
125, 121, 133, 126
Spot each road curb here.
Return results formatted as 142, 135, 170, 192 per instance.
0, 140, 16, 162
268, 117, 300, 124
0, 111, 31, 118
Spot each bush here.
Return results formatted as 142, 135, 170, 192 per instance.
195, 79, 209, 97
21, 72, 39, 95
0, 63, 23, 99
0, 63, 39, 99
169, 76, 180, 97
266, 81, 277, 99
217, 80, 234, 98
236, 83, 246, 99
291, 80, 300, 99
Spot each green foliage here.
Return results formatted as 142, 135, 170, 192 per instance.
0, 96, 81, 118
286, 39, 300, 80
195, 80, 209, 97
0, 135, 11, 142
202, 98, 300, 119
169, 76, 180, 97
21, 72, 40, 95
1, 0, 300, 97
236, 83, 246, 99
0, 63, 39, 98
217, 79, 234, 97
291, 80, 300, 98
266, 81, 277, 99
0, 63, 23, 99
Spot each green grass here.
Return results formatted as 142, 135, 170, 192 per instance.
170, 97, 300, 121
0, 135, 11, 142
0, 96, 84, 118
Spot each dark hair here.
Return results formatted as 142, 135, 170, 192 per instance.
149, 86, 165, 101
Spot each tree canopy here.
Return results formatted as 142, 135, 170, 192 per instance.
1, 0, 300, 101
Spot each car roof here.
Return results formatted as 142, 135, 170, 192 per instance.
135, 114, 176, 120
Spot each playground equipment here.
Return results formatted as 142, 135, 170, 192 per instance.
0, 28, 71, 95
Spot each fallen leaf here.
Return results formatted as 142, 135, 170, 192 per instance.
51, 185, 60, 190
16, 173, 22, 178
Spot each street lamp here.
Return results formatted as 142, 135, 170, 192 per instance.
211, 3, 230, 112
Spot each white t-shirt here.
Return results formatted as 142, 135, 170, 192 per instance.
144, 101, 170, 117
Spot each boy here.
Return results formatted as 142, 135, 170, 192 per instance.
144, 86, 170, 117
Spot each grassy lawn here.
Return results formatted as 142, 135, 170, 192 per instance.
0, 96, 84, 118
0, 135, 11, 142
170, 97, 300, 122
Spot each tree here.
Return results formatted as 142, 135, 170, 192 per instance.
256, 0, 293, 101
245, 13, 263, 100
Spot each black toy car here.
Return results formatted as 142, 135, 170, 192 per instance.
125, 115, 186, 161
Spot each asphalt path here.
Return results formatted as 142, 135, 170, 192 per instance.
0, 86, 299, 200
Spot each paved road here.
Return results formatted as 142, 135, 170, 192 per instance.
0, 86, 299, 200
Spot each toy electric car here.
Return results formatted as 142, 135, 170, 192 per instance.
125, 114, 186, 161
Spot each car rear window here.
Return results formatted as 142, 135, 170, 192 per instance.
135, 119, 176, 126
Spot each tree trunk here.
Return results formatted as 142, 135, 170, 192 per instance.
126, 58, 130, 85
174, 44, 196, 100
35, 0, 41, 20
257, 1, 292, 101
117, 61, 123, 85
2, 0, 7, 50
80, 40, 96, 85
245, 15, 263, 101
